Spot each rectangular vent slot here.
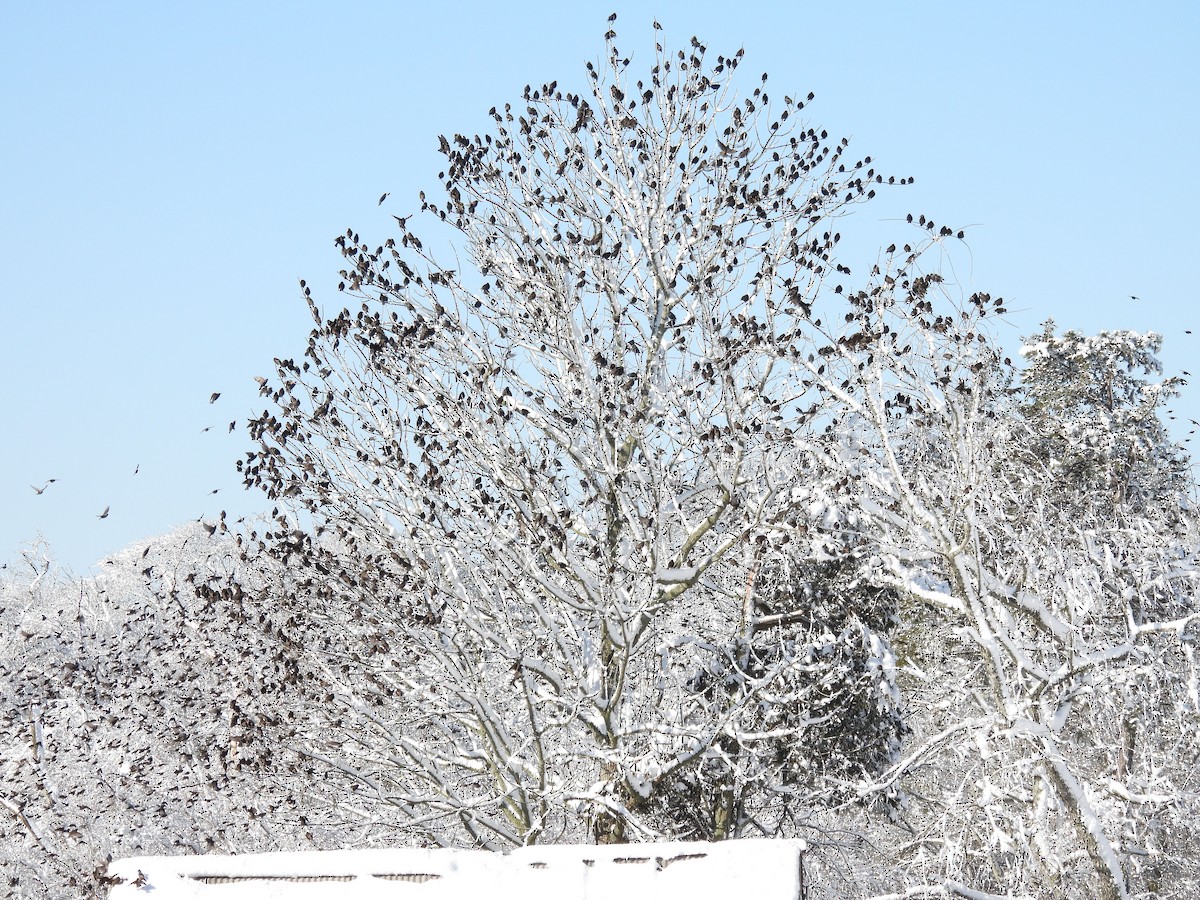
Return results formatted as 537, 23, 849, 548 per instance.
660, 853, 708, 867
372, 873, 443, 883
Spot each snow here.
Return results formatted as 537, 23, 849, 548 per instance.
106, 840, 806, 900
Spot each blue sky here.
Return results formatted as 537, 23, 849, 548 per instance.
2, 1, 1197, 574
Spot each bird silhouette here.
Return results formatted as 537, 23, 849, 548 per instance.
31, 478, 57, 494
209, 392, 221, 404
98, 506, 110, 519
378, 192, 390, 205
1130, 295, 1140, 301
228, 420, 237, 433
133, 464, 139, 475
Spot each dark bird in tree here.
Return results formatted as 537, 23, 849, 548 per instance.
97, 505, 110, 519
209, 392, 221, 404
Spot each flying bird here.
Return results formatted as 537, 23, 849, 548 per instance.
31, 478, 57, 494
1130, 295, 1140, 301
378, 192, 390, 205
209, 392, 221, 404
133, 464, 139, 475
98, 506, 110, 519
228, 420, 237, 433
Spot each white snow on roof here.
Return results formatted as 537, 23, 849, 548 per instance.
107, 840, 806, 900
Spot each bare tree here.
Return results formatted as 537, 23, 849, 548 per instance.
239, 24, 913, 852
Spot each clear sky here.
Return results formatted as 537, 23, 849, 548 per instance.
3, 1, 1197, 575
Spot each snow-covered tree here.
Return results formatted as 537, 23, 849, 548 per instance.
235, 24, 920, 851
791, 283, 1200, 898
0, 529, 343, 900
1018, 320, 1189, 512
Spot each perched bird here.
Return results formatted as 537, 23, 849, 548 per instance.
209, 392, 221, 404
98, 506, 110, 519
378, 192, 390, 205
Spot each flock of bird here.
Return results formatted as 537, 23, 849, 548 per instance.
26, 388, 234, 526
18, 278, 1199, 566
